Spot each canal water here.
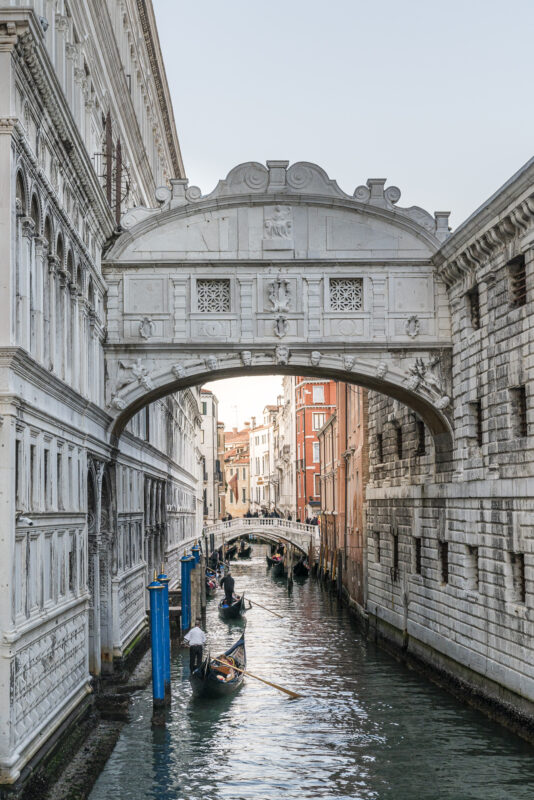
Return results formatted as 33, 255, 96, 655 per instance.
89, 547, 534, 800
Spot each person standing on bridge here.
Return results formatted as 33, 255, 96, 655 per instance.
184, 618, 206, 672
220, 569, 236, 606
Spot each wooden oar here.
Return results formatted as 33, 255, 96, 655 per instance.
212, 658, 301, 699
247, 598, 284, 619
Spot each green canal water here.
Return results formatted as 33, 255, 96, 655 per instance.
89, 547, 534, 800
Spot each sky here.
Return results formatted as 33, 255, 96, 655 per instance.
153, 0, 533, 428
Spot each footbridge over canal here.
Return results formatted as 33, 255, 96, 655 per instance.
201, 518, 320, 557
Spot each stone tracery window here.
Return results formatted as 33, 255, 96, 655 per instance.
329, 278, 363, 311
197, 279, 231, 312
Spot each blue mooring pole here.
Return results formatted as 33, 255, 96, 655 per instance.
192, 544, 200, 565
156, 571, 171, 704
147, 579, 165, 725
180, 555, 194, 631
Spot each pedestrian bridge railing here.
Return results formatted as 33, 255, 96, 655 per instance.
201, 517, 320, 555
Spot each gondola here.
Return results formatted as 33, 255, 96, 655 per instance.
293, 559, 309, 578
225, 544, 238, 561
272, 559, 286, 578
190, 635, 246, 698
218, 593, 246, 619
266, 553, 275, 567
238, 543, 252, 559
205, 569, 218, 597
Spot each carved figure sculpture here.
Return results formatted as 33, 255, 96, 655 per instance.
343, 355, 356, 371
172, 363, 186, 379
275, 345, 290, 365
376, 361, 388, 379
268, 276, 291, 312
310, 351, 321, 367
405, 315, 420, 339
205, 355, 218, 371
240, 351, 252, 366
264, 205, 292, 239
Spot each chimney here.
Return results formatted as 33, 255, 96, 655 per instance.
232, 427, 238, 434
251, 416, 256, 428
244, 421, 250, 428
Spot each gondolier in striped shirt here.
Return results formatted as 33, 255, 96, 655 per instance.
184, 618, 207, 672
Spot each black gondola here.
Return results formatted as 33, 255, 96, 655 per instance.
190, 635, 246, 698
272, 559, 286, 578
238, 543, 252, 558
226, 544, 238, 561
293, 559, 309, 578
218, 593, 246, 619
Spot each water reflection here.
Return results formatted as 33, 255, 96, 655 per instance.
90, 546, 534, 800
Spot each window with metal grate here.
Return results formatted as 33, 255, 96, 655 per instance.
508, 254, 527, 308
510, 385, 528, 438
467, 285, 481, 329
439, 540, 449, 584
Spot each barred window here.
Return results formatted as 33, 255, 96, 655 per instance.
197, 279, 231, 312
329, 278, 363, 311
508, 255, 527, 309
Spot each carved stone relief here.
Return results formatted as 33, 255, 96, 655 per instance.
275, 345, 290, 365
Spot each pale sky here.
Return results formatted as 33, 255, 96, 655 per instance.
154, 0, 533, 427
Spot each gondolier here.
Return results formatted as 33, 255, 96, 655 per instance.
184, 618, 206, 672
220, 570, 235, 606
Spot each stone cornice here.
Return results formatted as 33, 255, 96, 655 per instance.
4, 9, 116, 236
135, 0, 184, 179
0, 347, 111, 430
434, 156, 534, 286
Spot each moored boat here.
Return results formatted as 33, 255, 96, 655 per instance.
190, 635, 246, 698
238, 543, 252, 558
293, 558, 309, 578
225, 544, 238, 561
266, 554, 275, 567
205, 569, 218, 597
218, 593, 246, 619
272, 558, 286, 578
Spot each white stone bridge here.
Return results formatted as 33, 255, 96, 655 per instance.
202, 518, 320, 557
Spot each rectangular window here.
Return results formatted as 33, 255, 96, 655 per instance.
57, 452, 63, 510
466, 545, 479, 591
414, 537, 422, 575
329, 278, 363, 311
241, 488, 246, 503
396, 427, 403, 460
415, 420, 426, 456
470, 400, 483, 447
242, 468, 246, 479
439, 541, 449, 584
44, 449, 50, 509
467, 285, 480, 330
196, 278, 231, 312
510, 552, 526, 603
510, 386, 528, 438
312, 385, 325, 403
29, 444, 37, 509
376, 432, 383, 463
202, 402, 207, 415
312, 442, 320, 463
313, 412, 325, 430
508, 254, 527, 309
314, 473, 321, 496
392, 532, 399, 581
15, 439, 22, 509
374, 531, 381, 563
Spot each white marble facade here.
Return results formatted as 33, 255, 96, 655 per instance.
0, 1, 197, 785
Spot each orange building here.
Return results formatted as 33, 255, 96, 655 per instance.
318, 384, 368, 608
223, 425, 250, 517
295, 378, 336, 522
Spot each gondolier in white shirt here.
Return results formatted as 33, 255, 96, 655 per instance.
184, 618, 207, 672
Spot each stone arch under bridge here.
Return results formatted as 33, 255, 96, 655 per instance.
103, 160, 453, 466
